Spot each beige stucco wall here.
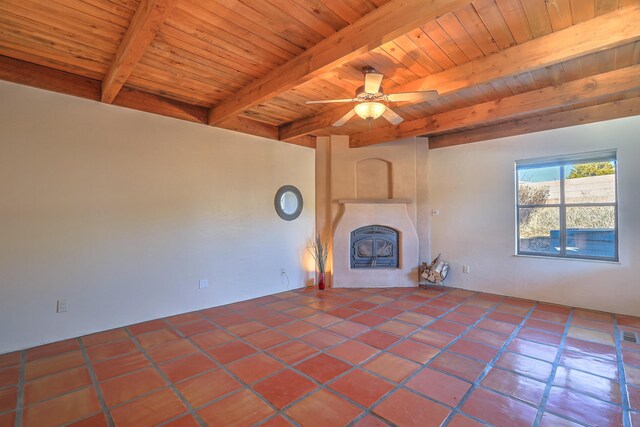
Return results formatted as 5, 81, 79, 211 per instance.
0, 81, 315, 353
428, 115, 640, 316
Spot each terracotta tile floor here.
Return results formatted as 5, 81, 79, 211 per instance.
2, 287, 640, 426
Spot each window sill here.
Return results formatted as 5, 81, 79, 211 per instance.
513, 254, 620, 265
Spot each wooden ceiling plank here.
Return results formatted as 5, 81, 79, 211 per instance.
595, 0, 621, 15
280, 5, 640, 140
428, 95, 640, 148
349, 63, 640, 147
49, 0, 133, 27
436, 12, 485, 61
207, 0, 471, 125
0, 43, 105, 80
545, 0, 574, 31
365, 48, 420, 86
135, 53, 244, 95
379, 41, 432, 78
101, 0, 179, 103
124, 74, 225, 106
0, 32, 109, 77
188, 0, 302, 58
393, 35, 443, 75
0, 10, 121, 61
211, 0, 318, 50
405, 27, 455, 70
147, 38, 259, 83
328, 0, 368, 23
1, 0, 127, 40
502, 72, 538, 94
455, 4, 501, 55
570, 0, 596, 23
614, 42, 637, 69
561, 58, 582, 81
158, 27, 273, 77
579, 52, 599, 77
472, 0, 517, 49
422, 20, 471, 65
519, 0, 554, 37
238, 0, 327, 47
596, 49, 617, 74
493, 0, 533, 44
289, 0, 351, 29
168, 5, 288, 68
79, 0, 138, 16
488, 78, 514, 97
129, 64, 234, 103
262, 0, 337, 38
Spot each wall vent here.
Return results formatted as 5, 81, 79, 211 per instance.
621, 330, 639, 344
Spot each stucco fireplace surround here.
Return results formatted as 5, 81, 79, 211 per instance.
332, 199, 419, 288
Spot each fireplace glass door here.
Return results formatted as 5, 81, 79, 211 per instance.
350, 225, 399, 269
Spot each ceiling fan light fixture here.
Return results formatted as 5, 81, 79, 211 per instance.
354, 101, 386, 120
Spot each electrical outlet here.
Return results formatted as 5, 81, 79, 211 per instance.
57, 299, 68, 313
462, 265, 470, 274
199, 279, 209, 289
281, 268, 286, 275
432, 209, 440, 216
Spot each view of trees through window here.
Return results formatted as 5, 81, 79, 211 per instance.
517, 157, 617, 260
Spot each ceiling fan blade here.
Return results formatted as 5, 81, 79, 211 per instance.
382, 108, 404, 125
364, 72, 383, 94
305, 98, 356, 104
332, 109, 357, 127
386, 90, 438, 102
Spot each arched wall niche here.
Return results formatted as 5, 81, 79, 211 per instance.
356, 158, 392, 199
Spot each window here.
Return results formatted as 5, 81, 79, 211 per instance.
516, 150, 618, 261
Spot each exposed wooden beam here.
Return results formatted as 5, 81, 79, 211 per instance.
0, 55, 283, 142
0, 55, 101, 100
207, 0, 470, 126
220, 117, 279, 140
101, 0, 179, 104
280, 105, 354, 142
280, 5, 640, 141
428, 96, 640, 149
287, 135, 317, 149
349, 64, 640, 147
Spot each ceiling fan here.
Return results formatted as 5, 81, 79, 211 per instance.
305, 67, 438, 127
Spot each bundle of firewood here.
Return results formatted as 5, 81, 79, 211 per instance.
420, 254, 449, 286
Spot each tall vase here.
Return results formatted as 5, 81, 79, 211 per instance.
318, 272, 326, 290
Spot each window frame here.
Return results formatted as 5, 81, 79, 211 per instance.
515, 150, 619, 262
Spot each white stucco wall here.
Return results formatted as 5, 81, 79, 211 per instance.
428, 115, 640, 316
0, 81, 315, 354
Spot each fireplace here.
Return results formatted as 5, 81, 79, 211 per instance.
351, 225, 399, 268
332, 199, 418, 288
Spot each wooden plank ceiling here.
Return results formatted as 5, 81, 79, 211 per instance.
1, 0, 639, 149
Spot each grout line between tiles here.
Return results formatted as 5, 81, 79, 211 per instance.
614, 314, 633, 427
438, 301, 540, 426
78, 337, 115, 427
533, 308, 574, 426
14, 350, 26, 427
124, 328, 209, 427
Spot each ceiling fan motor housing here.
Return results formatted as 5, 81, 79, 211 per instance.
355, 85, 383, 100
